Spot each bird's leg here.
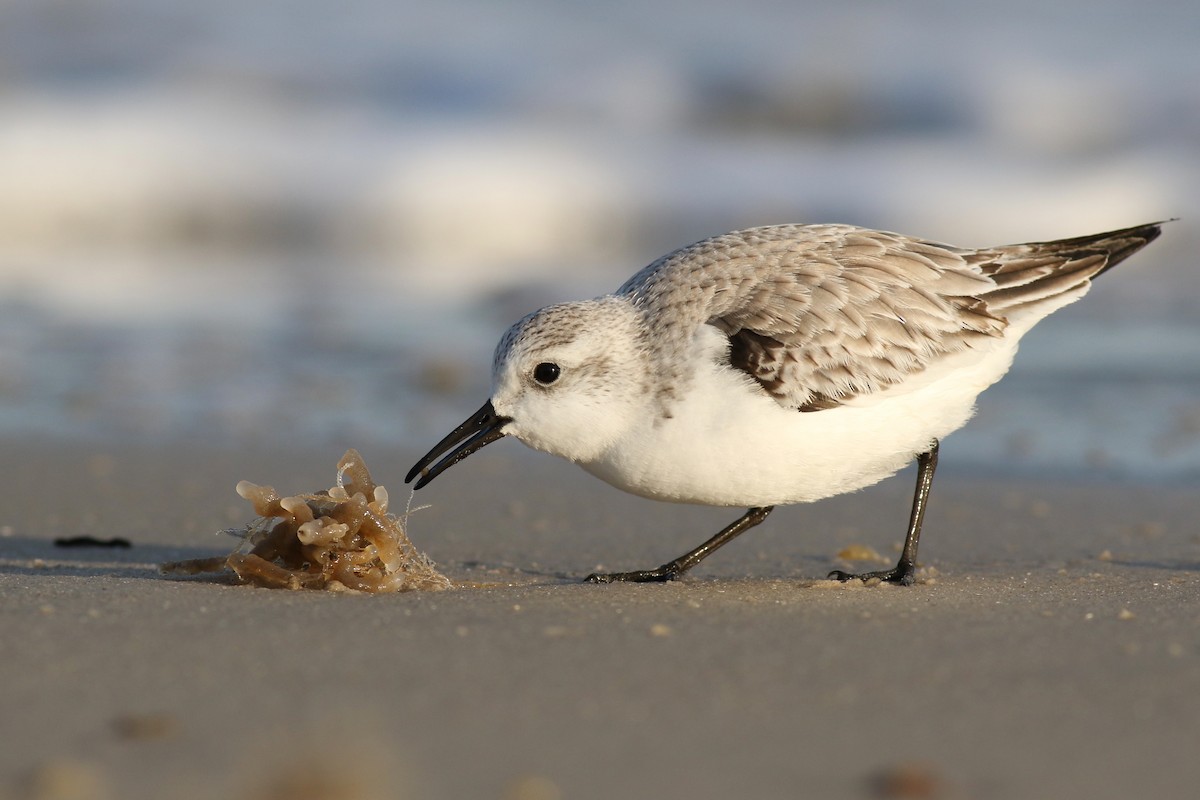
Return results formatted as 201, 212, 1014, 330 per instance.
829, 439, 939, 586
585, 506, 775, 583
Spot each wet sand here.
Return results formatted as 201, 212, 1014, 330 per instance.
2, 440, 1198, 799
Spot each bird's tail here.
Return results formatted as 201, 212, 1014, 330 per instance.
974, 221, 1166, 323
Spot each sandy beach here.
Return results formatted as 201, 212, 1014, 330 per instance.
2, 1, 1198, 798
3, 439, 1198, 799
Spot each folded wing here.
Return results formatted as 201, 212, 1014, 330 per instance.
622, 222, 1162, 411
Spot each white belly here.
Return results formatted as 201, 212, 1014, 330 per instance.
580, 332, 1021, 507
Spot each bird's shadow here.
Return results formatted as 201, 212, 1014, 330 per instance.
7, 538, 1197, 589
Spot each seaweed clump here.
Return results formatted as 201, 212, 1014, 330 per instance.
163, 450, 452, 592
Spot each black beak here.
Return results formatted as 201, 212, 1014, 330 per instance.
405, 400, 511, 489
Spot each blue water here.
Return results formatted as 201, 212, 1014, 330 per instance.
0, 0, 1197, 479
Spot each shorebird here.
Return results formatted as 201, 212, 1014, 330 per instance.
406, 221, 1164, 584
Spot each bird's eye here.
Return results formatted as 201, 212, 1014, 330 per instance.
533, 362, 561, 385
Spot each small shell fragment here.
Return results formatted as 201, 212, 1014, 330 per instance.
837, 544, 888, 563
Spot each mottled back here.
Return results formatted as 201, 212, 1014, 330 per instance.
618, 222, 1161, 411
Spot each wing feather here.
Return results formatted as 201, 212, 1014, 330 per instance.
619, 222, 1163, 411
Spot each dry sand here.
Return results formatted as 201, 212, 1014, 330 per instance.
2, 439, 1198, 799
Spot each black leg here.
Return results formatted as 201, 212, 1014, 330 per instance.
586, 506, 775, 583
829, 439, 939, 586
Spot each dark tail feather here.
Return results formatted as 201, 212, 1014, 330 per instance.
1020, 220, 1168, 278
977, 220, 1168, 317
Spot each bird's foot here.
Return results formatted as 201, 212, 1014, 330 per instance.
584, 563, 683, 583
828, 561, 916, 586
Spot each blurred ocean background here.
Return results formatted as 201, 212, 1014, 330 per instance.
0, 0, 1197, 480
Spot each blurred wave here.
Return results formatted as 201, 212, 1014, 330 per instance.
0, 0, 1197, 477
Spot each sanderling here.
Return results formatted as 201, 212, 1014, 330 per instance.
406, 222, 1164, 584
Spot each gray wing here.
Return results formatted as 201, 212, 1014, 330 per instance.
620, 222, 1160, 411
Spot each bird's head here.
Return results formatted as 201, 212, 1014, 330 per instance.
406, 298, 651, 489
